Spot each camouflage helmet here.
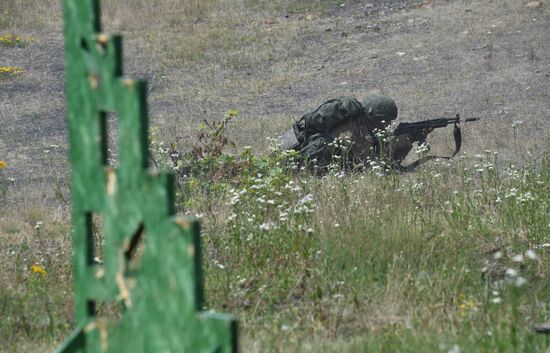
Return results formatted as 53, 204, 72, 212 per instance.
361, 95, 398, 123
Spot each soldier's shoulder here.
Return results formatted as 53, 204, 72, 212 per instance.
335, 96, 361, 104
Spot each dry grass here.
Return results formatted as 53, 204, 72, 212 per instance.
1, 0, 549, 352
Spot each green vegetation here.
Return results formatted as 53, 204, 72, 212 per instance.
149, 120, 550, 352
3, 116, 549, 352
1, 0, 549, 352
2, 119, 550, 352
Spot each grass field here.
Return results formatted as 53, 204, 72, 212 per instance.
1, 0, 549, 352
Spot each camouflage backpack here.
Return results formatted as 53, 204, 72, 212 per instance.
292, 96, 365, 169
293, 96, 365, 145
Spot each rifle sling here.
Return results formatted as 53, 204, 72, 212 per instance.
399, 124, 462, 173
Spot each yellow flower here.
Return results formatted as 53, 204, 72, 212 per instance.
4, 66, 22, 73
457, 292, 478, 318
188, 177, 198, 188
31, 264, 47, 276
0, 66, 23, 77
226, 108, 239, 117
0, 160, 6, 169
0, 34, 29, 47
0, 34, 15, 45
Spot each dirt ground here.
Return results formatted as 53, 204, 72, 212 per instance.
1, 0, 549, 202
1, 1, 549, 352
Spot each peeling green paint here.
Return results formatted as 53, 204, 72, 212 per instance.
55, 1, 237, 352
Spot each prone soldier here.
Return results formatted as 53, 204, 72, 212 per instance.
280, 94, 432, 172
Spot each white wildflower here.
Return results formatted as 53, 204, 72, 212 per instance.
525, 249, 537, 260
511, 254, 524, 263
505, 268, 518, 278
514, 276, 527, 287
511, 120, 524, 128
259, 223, 271, 231
230, 195, 240, 205
448, 344, 461, 353
299, 193, 314, 204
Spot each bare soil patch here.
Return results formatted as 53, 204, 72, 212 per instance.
1, 1, 548, 201
1, 1, 549, 352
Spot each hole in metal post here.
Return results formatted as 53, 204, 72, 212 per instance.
80, 38, 89, 51
96, 300, 124, 321
86, 212, 105, 264
100, 112, 119, 166
125, 224, 146, 273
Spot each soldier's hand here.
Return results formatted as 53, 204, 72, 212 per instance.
420, 127, 434, 140
390, 133, 415, 163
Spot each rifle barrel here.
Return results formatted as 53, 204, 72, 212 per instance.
464, 117, 480, 122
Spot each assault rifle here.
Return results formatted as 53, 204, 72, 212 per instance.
391, 114, 480, 171
393, 114, 480, 142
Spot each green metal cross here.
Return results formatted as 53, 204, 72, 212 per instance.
54, 1, 237, 352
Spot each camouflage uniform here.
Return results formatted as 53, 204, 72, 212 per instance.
281, 94, 421, 170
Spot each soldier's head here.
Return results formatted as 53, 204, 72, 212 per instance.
362, 95, 398, 130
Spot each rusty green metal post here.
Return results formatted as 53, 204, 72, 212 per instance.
55, 1, 237, 352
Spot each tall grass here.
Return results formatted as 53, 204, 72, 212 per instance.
152, 126, 550, 352
3, 119, 549, 352
2, 124, 549, 353
2, 0, 549, 351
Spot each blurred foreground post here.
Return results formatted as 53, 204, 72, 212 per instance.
54, 1, 237, 352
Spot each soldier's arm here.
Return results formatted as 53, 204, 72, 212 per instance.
388, 128, 433, 162
389, 133, 415, 163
